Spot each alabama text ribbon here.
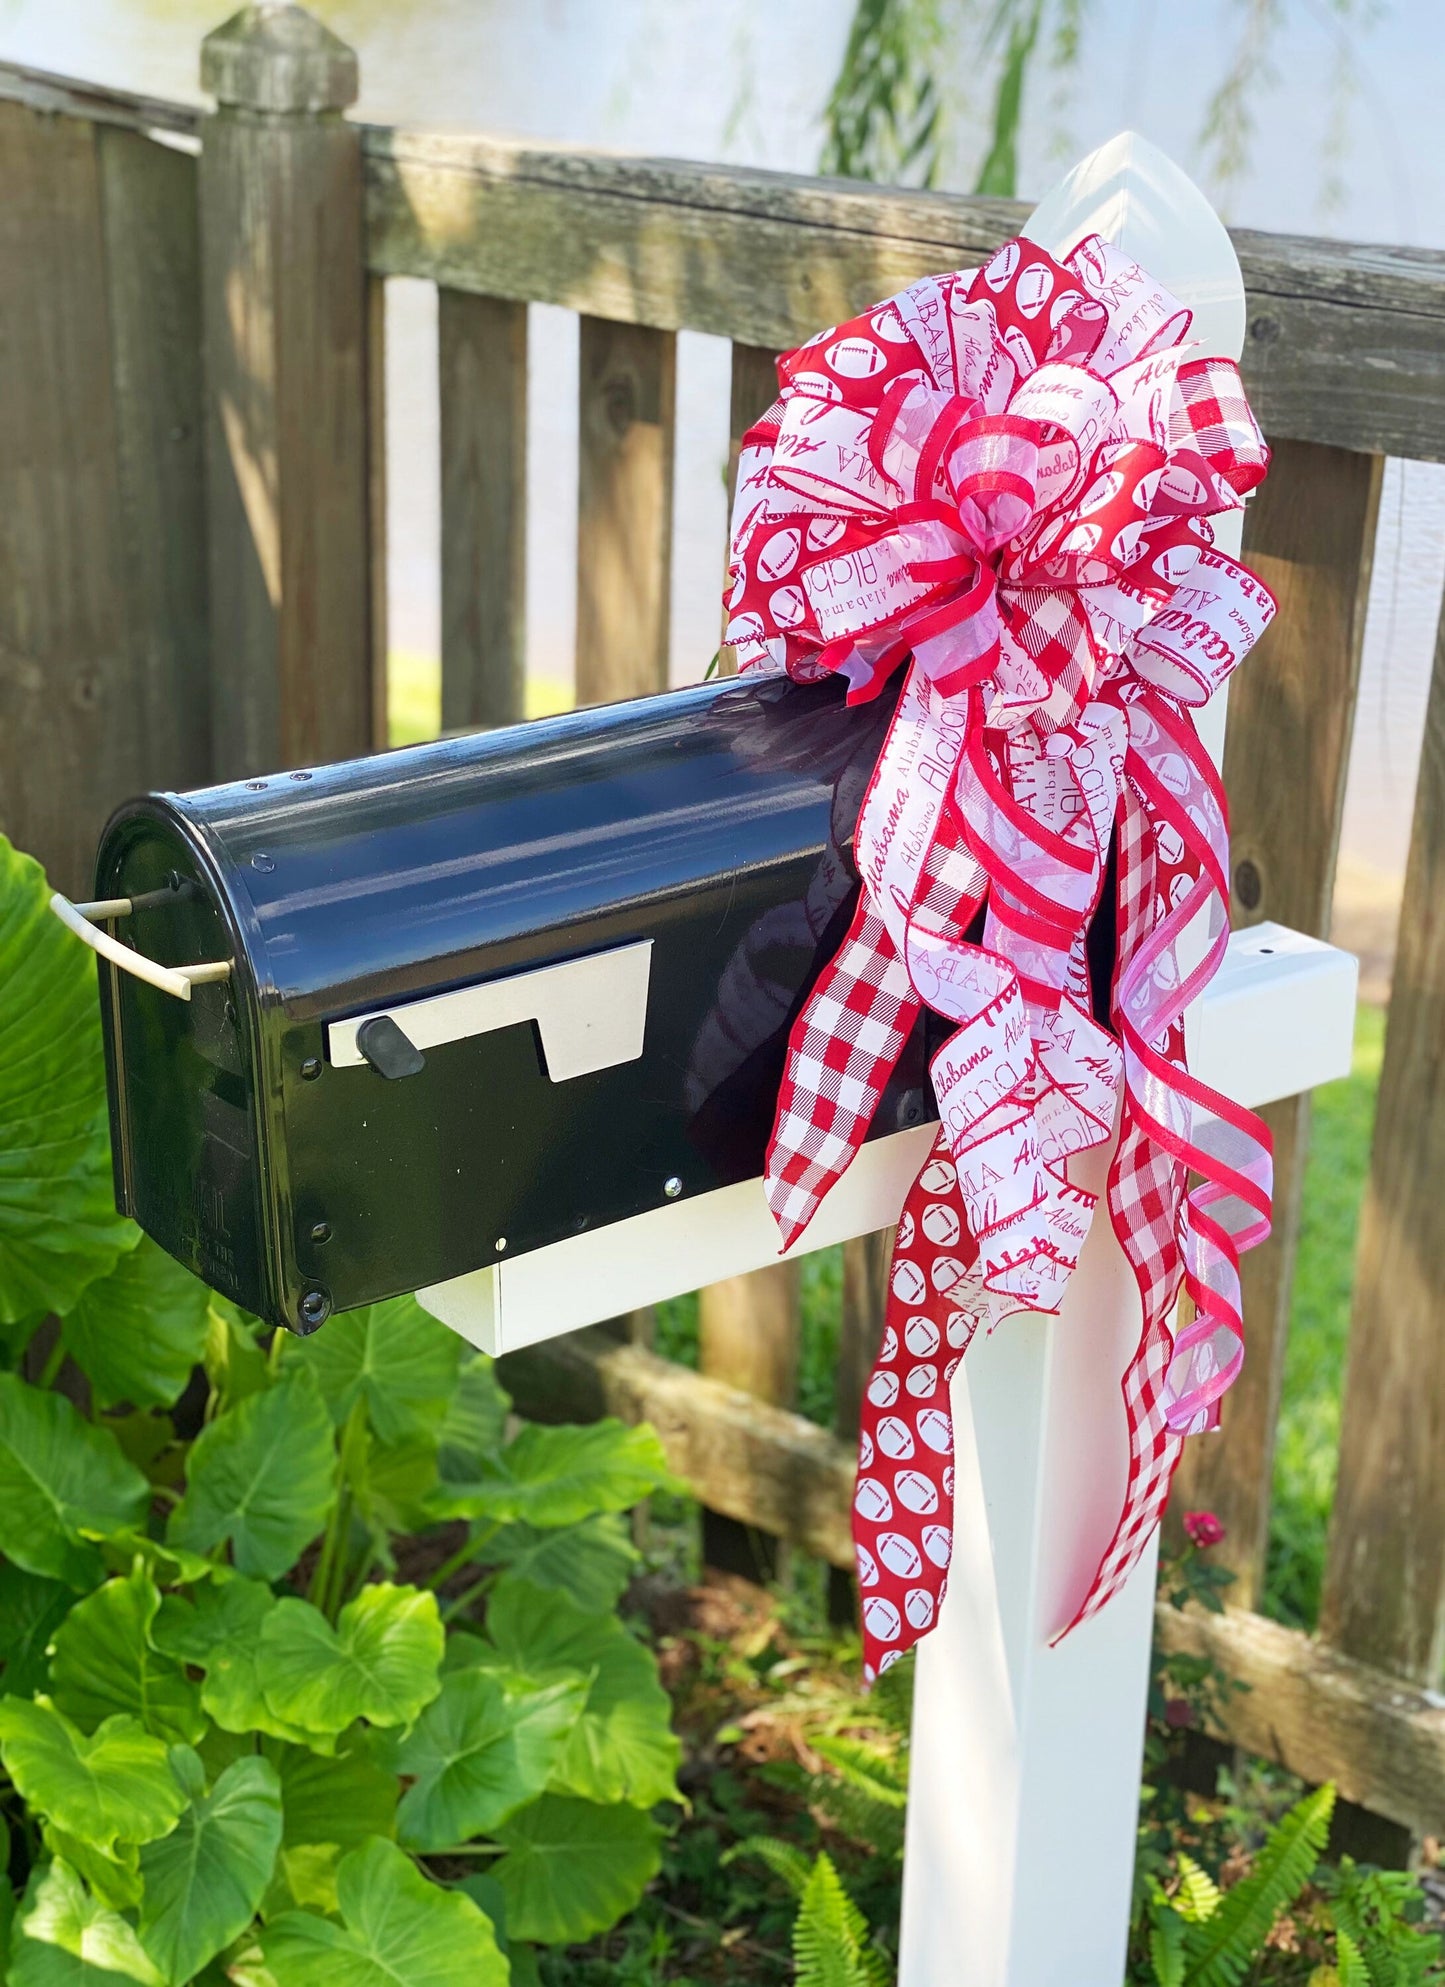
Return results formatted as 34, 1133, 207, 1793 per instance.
724, 233, 1276, 1681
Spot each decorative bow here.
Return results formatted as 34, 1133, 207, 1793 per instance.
725, 233, 1276, 1682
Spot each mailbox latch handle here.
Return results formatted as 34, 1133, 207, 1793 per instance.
356, 1014, 427, 1080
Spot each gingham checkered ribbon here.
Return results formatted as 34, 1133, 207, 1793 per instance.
725, 233, 1277, 1681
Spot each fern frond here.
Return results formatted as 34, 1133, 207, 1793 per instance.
811, 1735, 908, 1807
1185, 1782, 1335, 1987
1148, 1902, 1187, 1987
723, 1833, 814, 1899
1173, 1854, 1222, 1925
793, 1851, 882, 1987
1332, 1928, 1370, 1987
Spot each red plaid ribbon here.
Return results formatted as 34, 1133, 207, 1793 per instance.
725, 233, 1276, 1680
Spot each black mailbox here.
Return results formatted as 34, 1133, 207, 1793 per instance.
84, 674, 944, 1333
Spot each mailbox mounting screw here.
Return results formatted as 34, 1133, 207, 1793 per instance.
300, 1057, 322, 1081
298, 1289, 331, 1330
310, 1221, 332, 1244
251, 852, 275, 873
495, 1237, 508, 1253
664, 1176, 683, 1199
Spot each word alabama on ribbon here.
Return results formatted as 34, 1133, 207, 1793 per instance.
724, 232, 1276, 1683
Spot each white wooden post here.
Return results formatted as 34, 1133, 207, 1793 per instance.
417, 133, 1356, 1987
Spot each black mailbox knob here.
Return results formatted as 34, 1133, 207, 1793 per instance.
355, 1015, 426, 1080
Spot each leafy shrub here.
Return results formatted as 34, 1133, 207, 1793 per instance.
0, 836, 682, 1983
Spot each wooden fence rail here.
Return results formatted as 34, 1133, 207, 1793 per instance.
3, 21, 1445, 1850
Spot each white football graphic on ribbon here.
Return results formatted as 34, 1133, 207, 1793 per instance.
921, 1202, 961, 1247
984, 241, 1020, 290
855, 1476, 894, 1523
929, 1256, 969, 1295
725, 612, 764, 644
879, 1325, 898, 1362
806, 516, 848, 550
896, 1210, 915, 1249
1015, 263, 1052, 317
858, 1430, 874, 1468
863, 1596, 902, 1643
825, 336, 888, 379
906, 1363, 939, 1398
870, 304, 910, 343
922, 1523, 953, 1567
892, 1260, 928, 1305
786, 369, 843, 404
867, 1368, 900, 1409
877, 1532, 922, 1578
768, 584, 808, 629
905, 1587, 936, 1629
856, 1543, 879, 1587
945, 1310, 974, 1349
756, 527, 801, 581
904, 1315, 940, 1359
916, 1407, 953, 1453
894, 1470, 940, 1515
919, 1157, 957, 1194
875, 1415, 915, 1460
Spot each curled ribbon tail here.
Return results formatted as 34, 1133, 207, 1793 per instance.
728, 229, 1278, 1680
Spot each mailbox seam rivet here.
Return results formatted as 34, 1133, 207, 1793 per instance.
495, 1236, 507, 1252
300, 1057, 322, 1081
663, 1176, 683, 1199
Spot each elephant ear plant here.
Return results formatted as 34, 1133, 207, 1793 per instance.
0, 836, 682, 1984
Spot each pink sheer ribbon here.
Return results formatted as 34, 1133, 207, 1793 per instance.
725, 233, 1276, 1680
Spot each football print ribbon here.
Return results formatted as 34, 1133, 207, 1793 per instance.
724, 233, 1276, 1681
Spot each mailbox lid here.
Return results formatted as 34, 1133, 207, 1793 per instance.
95, 674, 938, 1331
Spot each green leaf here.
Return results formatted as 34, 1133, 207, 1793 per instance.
431, 1419, 674, 1527
360, 1435, 439, 1536
259, 1584, 443, 1737
265, 1736, 398, 1849
491, 1794, 662, 1946
152, 1579, 312, 1748
260, 1843, 341, 1923
0, 1564, 75, 1696
1185, 1781, 1334, 1987
10, 1857, 164, 1986
137, 1748, 283, 1986
0, 836, 137, 1321
202, 1299, 271, 1414
0, 1373, 150, 1588
0, 1699, 186, 1854
392, 1669, 587, 1851
39, 1826, 142, 1913
791, 1849, 885, 1987
60, 1238, 212, 1412
48, 1565, 206, 1747
281, 1296, 463, 1445
168, 1370, 335, 1579
260, 1836, 507, 1986
483, 1514, 639, 1613
435, 1354, 510, 1476
485, 1580, 680, 1808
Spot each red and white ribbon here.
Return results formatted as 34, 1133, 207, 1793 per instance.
724, 234, 1276, 1681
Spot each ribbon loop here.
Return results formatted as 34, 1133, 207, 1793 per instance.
724, 231, 1276, 1682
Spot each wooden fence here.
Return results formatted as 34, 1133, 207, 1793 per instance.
3, 7, 1445, 1854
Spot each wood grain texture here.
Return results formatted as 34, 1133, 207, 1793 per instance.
698, 1265, 802, 1580
362, 127, 1445, 458
499, 1325, 856, 1568
199, 66, 372, 776
1320, 575, 1445, 1683
0, 104, 209, 894
575, 316, 675, 706
1158, 1603, 1445, 1837
1169, 442, 1383, 1604
439, 291, 527, 731
499, 1319, 1445, 1833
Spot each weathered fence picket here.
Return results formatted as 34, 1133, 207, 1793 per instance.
4, 11, 1445, 1870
